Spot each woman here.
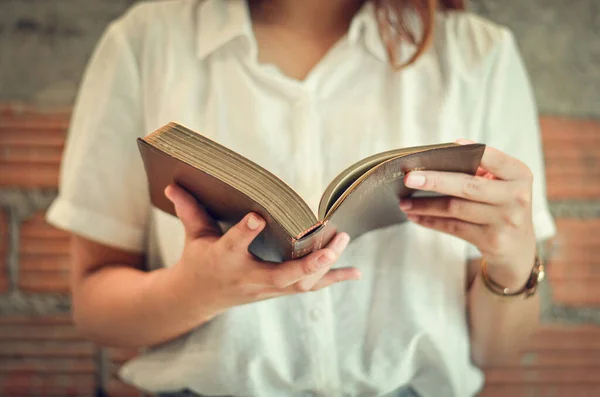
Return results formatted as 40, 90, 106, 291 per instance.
47, 0, 556, 396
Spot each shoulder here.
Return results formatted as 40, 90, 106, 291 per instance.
433, 11, 519, 79
106, 0, 200, 53
117, 0, 199, 29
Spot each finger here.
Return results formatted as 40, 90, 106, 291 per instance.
218, 213, 266, 254
404, 171, 510, 205
407, 214, 484, 248
457, 139, 529, 181
475, 167, 488, 177
266, 246, 339, 289
255, 266, 361, 298
310, 267, 362, 291
481, 146, 533, 181
165, 184, 220, 240
474, 166, 497, 180
399, 197, 499, 225
294, 233, 351, 291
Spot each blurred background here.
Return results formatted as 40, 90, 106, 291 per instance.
0, 0, 599, 396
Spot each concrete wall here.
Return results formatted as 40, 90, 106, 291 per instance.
470, 0, 600, 118
1, 0, 599, 117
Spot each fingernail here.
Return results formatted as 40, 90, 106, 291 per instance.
406, 214, 420, 222
164, 185, 173, 200
352, 270, 362, 280
406, 172, 426, 188
333, 233, 350, 253
455, 138, 474, 145
247, 214, 262, 230
399, 199, 412, 211
315, 250, 336, 268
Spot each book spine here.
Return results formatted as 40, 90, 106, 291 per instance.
291, 220, 336, 259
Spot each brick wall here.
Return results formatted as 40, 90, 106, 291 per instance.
0, 108, 144, 397
1, 106, 600, 396
1, 2, 600, 395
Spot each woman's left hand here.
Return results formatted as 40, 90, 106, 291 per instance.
399, 139, 536, 288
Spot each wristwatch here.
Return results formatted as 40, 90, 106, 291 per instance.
481, 256, 545, 299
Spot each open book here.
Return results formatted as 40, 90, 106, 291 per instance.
138, 123, 485, 261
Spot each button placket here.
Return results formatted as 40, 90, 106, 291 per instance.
309, 307, 322, 322
291, 90, 323, 214
302, 289, 342, 397
292, 88, 339, 396
320, 292, 342, 397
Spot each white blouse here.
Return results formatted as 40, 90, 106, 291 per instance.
47, 0, 556, 396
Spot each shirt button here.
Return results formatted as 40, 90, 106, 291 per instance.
309, 308, 322, 322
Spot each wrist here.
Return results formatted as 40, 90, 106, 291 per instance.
483, 254, 536, 291
483, 263, 530, 291
168, 261, 224, 322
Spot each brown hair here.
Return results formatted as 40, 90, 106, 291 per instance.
374, 0, 466, 68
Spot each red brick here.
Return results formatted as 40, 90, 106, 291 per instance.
18, 271, 70, 293
0, 146, 63, 164
0, 129, 65, 148
0, 317, 89, 355
19, 239, 70, 256
480, 325, 600, 395
0, 211, 7, 253
0, 111, 598, 197
0, 107, 68, 188
552, 282, 600, 307
0, 104, 70, 124
480, 385, 600, 397
0, 340, 94, 358
0, 315, 71, 325
0, 373, 94, 397
486, 368, 600, 383
545, 219, 600, 307
19, 256, 70, 272
0, 326, 80, 341
482, 348, 600, 369
0, 210, 8, 294
20, 213, 70, 239
0, 278, 8, 294
0, 358, 95, 374
0, 164, 60, 187
19, 212, 71, 293
0, 314, 96, 396
527, 325, 600, 351
515, 351, 600, 367
541, 117, 600, 200
0, 316, 81, 341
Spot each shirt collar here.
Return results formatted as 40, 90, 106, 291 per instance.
196, 0, 390, 62
349, 2, 422, 65
196, 0, 256, 60
348, 1, 389, 62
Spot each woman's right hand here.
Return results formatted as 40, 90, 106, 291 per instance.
165, 184, 361, 321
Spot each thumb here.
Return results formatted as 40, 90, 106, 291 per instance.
164, 184, 220, 241
219, 213, 266, 254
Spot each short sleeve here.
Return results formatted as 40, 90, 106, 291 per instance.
467, 30, 556, 258
46, 21, 150, 252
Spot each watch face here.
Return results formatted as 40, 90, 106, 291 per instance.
524, 261, 544, 298
481, 257, 543, 298
537, 264, 545, 282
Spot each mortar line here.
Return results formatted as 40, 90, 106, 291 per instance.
6, 208, 20, 293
